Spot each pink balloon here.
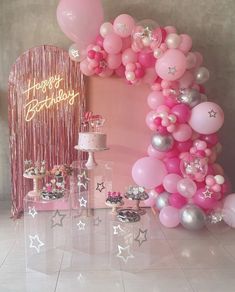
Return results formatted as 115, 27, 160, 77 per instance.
193, 188, 217, 210
132, 157, 167, 189
176, 140, 193, 152
107, 54, 122, 69
147, 144, 166, 159
159, 206, 180, 228
173, 124, 192, 142
165, 146, 180, 159
189, 102, 224, 135
103, 33, 123, 54
122, 37, 132, 51
155, 49, 186, 81
115, 64, 125, 77
80, 59, 94, 76
177, 178, 197, 198
143, 68, 158, 85
179, 71, 194, 88
98, 68, 113, 78
178, 34, 192, 53
164, 26, 177, 34
113, 14, 135, 38
145, 111, 158, 131
147, 91, 165, 110
57, 0, 104, 47
194, 52, 203, 68
200, 134, 218, 146
171, 104, 191, 123
122, 48, 137, 66
96, 35, 104, 47
163, 173, 182, 193
138, 52, 156, 68
144, 197, 156, 207
169, 193, 187, 209
165, 157, 181, 174
223, 194, 235, 228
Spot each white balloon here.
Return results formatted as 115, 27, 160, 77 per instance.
100, 22, 114, 38
166, 33, 181, 49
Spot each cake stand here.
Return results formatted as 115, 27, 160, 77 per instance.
124, 189, 149, 215
105, 200, 124, 214
74, 146, 109, 169
23, 173, 46, 197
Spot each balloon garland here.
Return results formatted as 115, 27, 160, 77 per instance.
57, 0, 233, 230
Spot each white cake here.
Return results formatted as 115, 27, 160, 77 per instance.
78, 132, 107, 150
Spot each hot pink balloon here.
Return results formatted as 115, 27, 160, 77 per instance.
147, 91, 164, 110
171, 104, 191, 123
177, 140, 193, 153
115, 64, 125, 77
165, 157, 181, 174
155, 49, 186, 81
189, 102, 224, 135
200, 133, 218, 146
177, 178, 197, 198
122, 48, 137, 65
159, 206, 180, 228
169, 193, 187, 209
113, 14, 135, 38
178, 34, 192, 53
107, 54, 122, 69
193, 188, 217, 210
132, 157, 167, 189
103, 33, 123, 54
57, 0, 104, 48
163, 173, 182, 193
138, 52, 156, 68
173, 124, 192, 142
147, 144, 166, 159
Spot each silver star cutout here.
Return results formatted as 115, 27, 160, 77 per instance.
168, 66, 177, 75
116, 23, 128, 34
78, 171, 90, 183
203, 188, 213, 199
79, 197, 87, 208
77, 220, 86, 231
51, 210, 66, 228
117, 245, 134, 263
113, 224, 125, 235
29, 234, 44, 253
71, 48, 80, 58
77, 181, 88, 190
28, 206, 37, 218
96, 182, 105, 193
208, 109, 217, 118
134, 229, 148, 246
93, 216, 102, 226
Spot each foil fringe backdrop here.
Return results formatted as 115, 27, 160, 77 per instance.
8, 45, 85, 218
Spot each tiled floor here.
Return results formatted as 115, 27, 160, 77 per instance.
1, 201, 235, 292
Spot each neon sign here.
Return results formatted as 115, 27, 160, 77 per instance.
23, 74, 79, 122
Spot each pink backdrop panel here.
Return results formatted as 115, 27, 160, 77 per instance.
88, 76, 151, 197
8, 45, 85, 218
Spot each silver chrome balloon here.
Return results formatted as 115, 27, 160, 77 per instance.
195, 67, 210, 84
178, 88, 201, 108
155, 192, 170, 210
180, 204, 206, 230
151, 133, 174, 152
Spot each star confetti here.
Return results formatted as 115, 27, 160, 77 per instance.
77, 220, 86, 231
28, 206, 37, 218
113, 224, 125, 235
168, 66, 177, 75
93, 216, 102, 226
202, 188, 213, 199
134, 229, 148, 247
29, 234, 45, 253
116, 245, 134, 263
208, 109, 217, 118
51, 210, 66, 228
78, 171, 90, 183
96, 182, 105, 193
79, 197, 87, 208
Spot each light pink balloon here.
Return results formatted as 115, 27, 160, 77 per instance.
80, 59, 94, 76
164, 26, 177, 34
177, 178, 197, 198
145, 111, 158, 131
147, 144, 166, 159
103, 33, 123, 54
107, 54, 122, 69
100, 22, 114, 38
159, 206, 180, 228
99, 68, 114, 77
155, 49, 186, 81
57, 0, 104, 48
113, 14, 135, 38
143, 68, 158, 85
178, 71, 194, 88
194, 52, 203, 68
144, 197, 156, 207
147, 91, 165, 110
189, 102, 224, 135
222, 194, 235, 228
122, 37, 132, 51
178, 34, 192, 53
132, 157, 167, 189
173, 124, 192, 142
122, 48, 137, 65
163, 173, 182, 193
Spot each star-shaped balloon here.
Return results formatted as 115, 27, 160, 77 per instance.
29, 234, 44, 253
134, 228, 148, 246
51, 210, 66, 228
116, 245, 134, 263
96, 182, 105, 193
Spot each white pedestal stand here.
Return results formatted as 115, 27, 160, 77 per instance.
23, 173, 46, 197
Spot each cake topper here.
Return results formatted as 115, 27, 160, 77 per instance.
82, 111, 105, 132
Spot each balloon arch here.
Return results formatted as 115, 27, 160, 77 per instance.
56, 0, 234, 230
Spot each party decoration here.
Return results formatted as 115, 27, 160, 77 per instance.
180, 205, 206, 230
134, 229, 148, 246
151, 133, 174, 152
96, 182, 106, 192
113, 224, 125, 235
222, 194, 235, 228
116, 245, 134, 263
29, 234, 45, 253
155, 191, 170, 210
51, 210, 66, 228
77, 220, 86, 231
159, 206, 180, 228
28, 206, 38, 218
113, 14, 135, 38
